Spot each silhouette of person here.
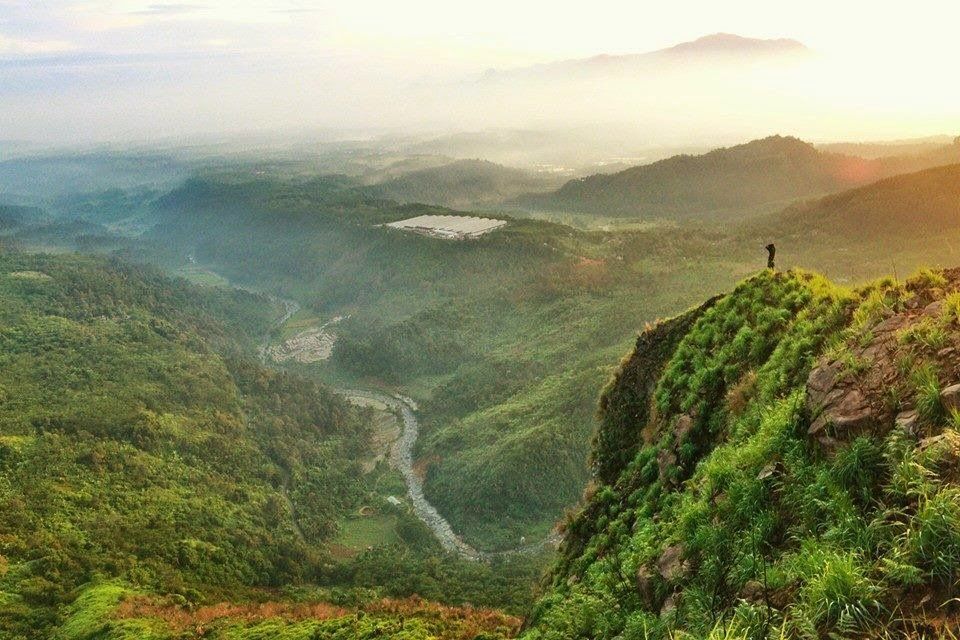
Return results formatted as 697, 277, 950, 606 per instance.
765, 244, 776, 270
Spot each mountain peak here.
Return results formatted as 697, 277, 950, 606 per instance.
663, 33, 809, 57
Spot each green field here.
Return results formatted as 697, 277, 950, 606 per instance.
334, 514, 402, 552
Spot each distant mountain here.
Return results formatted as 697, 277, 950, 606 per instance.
818, 135, 957, 159
0, 204, 46, 230
0, 153, 187, 203
657, 32, 808, 57
481, 33, 809, 82
517, 135, 960, 220
362, 159, 558, 209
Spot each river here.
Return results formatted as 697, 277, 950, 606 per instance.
254, 291, 559, 560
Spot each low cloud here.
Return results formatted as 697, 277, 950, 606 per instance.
0, 34, 73, 56
131, 4, 205, 16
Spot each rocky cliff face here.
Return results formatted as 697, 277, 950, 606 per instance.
524, 268, 960, 639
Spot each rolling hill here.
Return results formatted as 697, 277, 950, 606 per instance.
140, 174, 757, 550
362, 159, 558, 209
0, 250, 538, 639
759, 162, 960, 242
518, 135, 960, 221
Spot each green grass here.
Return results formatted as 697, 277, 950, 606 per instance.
334, 515, 401, 551
278, 307, 324, 340
172, 264, 232, 287
523, 269, 960, 640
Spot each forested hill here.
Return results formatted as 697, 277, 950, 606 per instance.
141, 173, 760, 553
517, 135, 960, 220
0, 251, 378, 638
524, 267, 960, 638
758, 162, 960, 241
361, 159, 557, 209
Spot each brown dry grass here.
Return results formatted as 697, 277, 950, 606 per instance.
113, 594, 521, 638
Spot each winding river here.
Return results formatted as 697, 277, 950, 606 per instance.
254, 290, 560, 560
338, 389, 483, 559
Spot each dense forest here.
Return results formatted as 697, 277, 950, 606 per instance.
361, 159, 558, 209
0, 251, 539, 639
137, 174, 756, 549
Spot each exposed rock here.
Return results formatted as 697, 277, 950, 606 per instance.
923, 300, 945, 317
757, 461, 782, 480
739, 580, 766, 602
659, 593, 677, 616
673, 413, 695, 442
807, 362, 841, 400
918, 433, 948, 451
918, 430, 960, 482
656, 544, 689, 581
873, 314, 909, 335
808, 387, 874, 444
635, 565, 655, 603
657, 448, 677, 481
894, 409, 920, 436
940, 384, 960, 414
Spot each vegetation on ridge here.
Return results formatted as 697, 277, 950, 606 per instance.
524, 268, 960, 638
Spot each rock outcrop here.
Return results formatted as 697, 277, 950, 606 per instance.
806, 269, 960, 451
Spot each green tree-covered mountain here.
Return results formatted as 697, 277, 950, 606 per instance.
517, 136, 960, 221
141, 174, 754, 550
0, 251, 371, 636
136, 160, 960, 553
0, 249, 542, 639
763, 162, 960, 240
362, 159, 557, 209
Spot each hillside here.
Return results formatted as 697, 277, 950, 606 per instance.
524, 268, 960, 638
518, 136, 960, 221
0, 204, 46, 230
763, 162, 960, 241
0, 250, 541, 639
363, 159, 557, 209
141, 174, 757, 550
0, 251, 363, 636
119, 166, 960, 554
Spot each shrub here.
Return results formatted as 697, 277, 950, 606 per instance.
903, 488, 960, 582
912, 363, 944, 423
795, 549, 881, 631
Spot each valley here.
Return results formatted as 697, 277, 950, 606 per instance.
5, 130, 960, 639
7, 4, 960, 637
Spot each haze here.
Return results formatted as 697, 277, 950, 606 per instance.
2, 0, 960, 147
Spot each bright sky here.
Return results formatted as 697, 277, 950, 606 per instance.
2, 0, 959, 144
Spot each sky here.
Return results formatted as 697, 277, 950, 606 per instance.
2, 0, 960, 146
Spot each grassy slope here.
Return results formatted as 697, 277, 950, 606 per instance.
53, 581, 521, 640
524, 268, 960, 639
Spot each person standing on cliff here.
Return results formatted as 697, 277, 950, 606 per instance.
766, 243, 776, 270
